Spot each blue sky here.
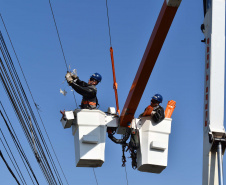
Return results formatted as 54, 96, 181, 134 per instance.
0, 0, 221, 185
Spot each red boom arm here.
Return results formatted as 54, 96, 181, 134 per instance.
119, 0, 181, 127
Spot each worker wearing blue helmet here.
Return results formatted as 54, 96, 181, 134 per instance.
140, 94, 165, 123
66, 72, 102, 109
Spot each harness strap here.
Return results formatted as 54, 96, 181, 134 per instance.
81, 101, 96, 106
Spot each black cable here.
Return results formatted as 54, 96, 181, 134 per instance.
0, 59, 54, 185
0, 150, 21, 185
125, 166, 129, 185
93, 168, 99, 185
0, 108, 34, 184
0, 14, 69, 185
108, 128, 131, 144
0, 127, 29, 185
0, 95, 37, 185
0, 137, 25, 185
106, 0, 112, 47
121, 134, 129, 185
0, 60, 50, 185
73, 91, 79, 109
48, 1, 78, 111
0, 106, 39, 184
0, 34, 62, 185
48, 0, 68, 71
0, 112, 36, 185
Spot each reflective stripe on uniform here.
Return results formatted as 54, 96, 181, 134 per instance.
82, 101, 96, 106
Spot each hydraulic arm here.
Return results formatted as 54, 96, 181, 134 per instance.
119, 0, 182, 127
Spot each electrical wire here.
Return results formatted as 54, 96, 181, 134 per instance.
0, 46, 59, 185
0, 26, 64, 185
0, 125, 29, 185
48, 2, 101, 184
121, 134, 129, 185
0, 100, 39, 184
0, 17, 69, 183
93, 168, 99, 185
0, 150, 21, 185
0, 35, 60, 184
106, 0, 112, 47
0, 42, 52, 184
0, 137, 26, 185
106, 2, 129, 183
125, 166, 129, 185
0, 74, 50, 185
47, 1, 68, 71
0, 112, 37, 185
72, 91, 79, 109
0, 14, 69, 185
48, 1, 78, 112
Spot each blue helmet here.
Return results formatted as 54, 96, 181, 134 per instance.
152, 94, 163, 103
90, 73, 102, 82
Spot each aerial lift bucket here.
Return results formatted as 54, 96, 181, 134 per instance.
136, 100, 175, 173
72, 109, 107, 167
61, 109, 107, 167
136, 117, 172, 173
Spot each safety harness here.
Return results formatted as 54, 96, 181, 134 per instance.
81, 97, 99, 109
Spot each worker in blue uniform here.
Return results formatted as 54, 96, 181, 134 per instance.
140, 94, 165, 123
65, 72, 102, 109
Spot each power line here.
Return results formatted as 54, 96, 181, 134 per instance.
0, 33, 60, 184
0, 125, 29, 185
48, 0, 68, 71
106, 2, 129, 182
47, 2, 101, 183
125, 166, 129, 185
47, 1, 78, 112
0, 40, 52, 184
0, 15, 69, 183
0, 105, 39, 185
106, 0, 112, 47
0, 12, 70, 182
0, 150, 21, 185
0, 137, 26, 185
0, 15, 67, 182
93, 168, 99, 185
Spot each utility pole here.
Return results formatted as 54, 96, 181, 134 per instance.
202, 0, 226, 184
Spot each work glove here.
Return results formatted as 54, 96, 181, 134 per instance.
65, 72, 73, 84
71, 73, 78, 79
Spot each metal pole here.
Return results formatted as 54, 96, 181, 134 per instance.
217, 142, 224, 185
